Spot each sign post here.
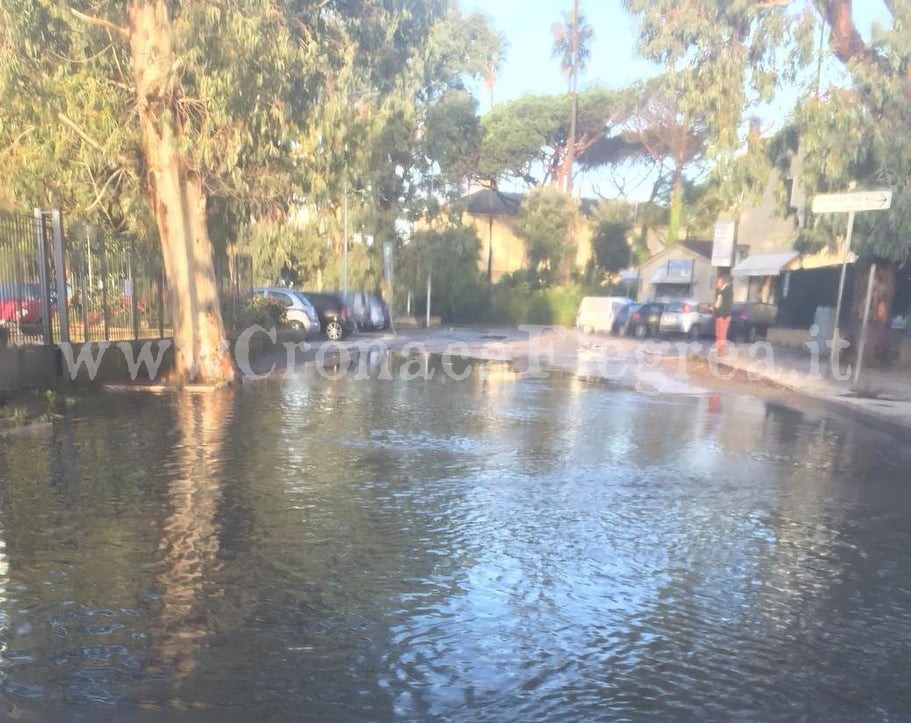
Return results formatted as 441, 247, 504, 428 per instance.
811, 188, 892, 382
711, 220, 736, 268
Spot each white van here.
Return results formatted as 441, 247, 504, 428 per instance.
575, 296, 632, 334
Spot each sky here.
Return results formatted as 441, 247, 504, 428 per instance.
461, 0, 893, 200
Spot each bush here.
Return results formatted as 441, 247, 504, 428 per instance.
486, 282, 583, 326
221, 294, 285, 333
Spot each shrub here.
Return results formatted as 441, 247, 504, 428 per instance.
222, 294, 285, 333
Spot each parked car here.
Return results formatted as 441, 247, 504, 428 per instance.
575, 296, 633, 334
343, 291, 388, 331
658, 298, 715, 339
729, 301, 778, 342
626, 301, 667, 338
0, 282, 45, 329
368, 294, 391, 330
252, 287, 320, 336
299, 291, 356, 340
615, 302, 642, 336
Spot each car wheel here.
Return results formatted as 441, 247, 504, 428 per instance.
688, 324, 700, 340
288, 320, 304, 331
326, 320, 344, 341
634, 324, 647, 338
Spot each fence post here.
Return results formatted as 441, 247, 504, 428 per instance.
98, 227, 110, 340
33, 209, 53, 345
128, 236, 140, 340
51, 210, 69, 344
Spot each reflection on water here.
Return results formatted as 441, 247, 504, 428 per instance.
1, 357, 911, 720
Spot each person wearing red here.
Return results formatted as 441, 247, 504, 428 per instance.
713, 273, 733, 355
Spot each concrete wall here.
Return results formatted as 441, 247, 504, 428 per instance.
0, 344, 61, 391
58, 338, 175, 386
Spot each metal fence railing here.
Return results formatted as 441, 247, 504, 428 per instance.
1, 209, 252, 348
64, 223, 171, 343
0, 212, 53, 347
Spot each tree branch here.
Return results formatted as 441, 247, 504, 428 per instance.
58, 113, 106, 153
821, 0, 879, 66
69, 7, 129, 38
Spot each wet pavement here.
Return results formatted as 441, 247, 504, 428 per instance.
2, 353, 911, 720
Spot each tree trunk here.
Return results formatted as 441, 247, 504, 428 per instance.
128, 1, 234, 385
849, 262, 895, 366
667, 161, 684, 244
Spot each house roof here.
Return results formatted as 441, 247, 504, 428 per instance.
679, 239, 713, 259
461, 189, 523, 217
639, 239, 713, 270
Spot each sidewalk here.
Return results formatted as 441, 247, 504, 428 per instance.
714, 342, 911, 428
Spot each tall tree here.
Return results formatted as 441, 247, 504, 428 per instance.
513, 186, 580, 284
780, 2, 911, 360
552, 1, 593, 193
0, 1, 468, 382
478, 87, 634, 188
623, 0, 815, 242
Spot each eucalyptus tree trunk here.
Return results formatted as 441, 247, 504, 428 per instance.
850, 262, 895, 365
128, 2, 234, 384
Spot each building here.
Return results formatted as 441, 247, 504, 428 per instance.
636, 240, 715, 302
460, 188, 594, 282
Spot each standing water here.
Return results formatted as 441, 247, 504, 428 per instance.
1, 357, 910, 720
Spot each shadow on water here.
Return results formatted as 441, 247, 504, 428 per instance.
0, 354, 910, 720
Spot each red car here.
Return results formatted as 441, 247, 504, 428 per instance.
0, 282, 45, 328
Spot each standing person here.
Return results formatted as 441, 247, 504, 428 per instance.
713, 273, 733, 355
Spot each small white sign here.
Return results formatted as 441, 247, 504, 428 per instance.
712, 220, 736, 267
811, 189, 892, 214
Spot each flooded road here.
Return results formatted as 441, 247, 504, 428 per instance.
1, 357, 910, 720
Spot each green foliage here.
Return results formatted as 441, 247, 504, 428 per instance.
222, 294, 286, 334
0, 0, 501, 285
424, 90, 482, 185
624, 0, 814, 153
397, 225, 485, 322
552, 10, 593, 81
478, 87, 631, 185
488, 280, 583, 326
512, 187, 579, 281
589, 201, 634, 276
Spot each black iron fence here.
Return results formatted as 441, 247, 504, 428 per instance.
64, 222, 172, 343
0, 212, 55, 347
1, 210, 173, 347
1, 209, 254, 349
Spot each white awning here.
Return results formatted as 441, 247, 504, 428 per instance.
731, 251, 799, 277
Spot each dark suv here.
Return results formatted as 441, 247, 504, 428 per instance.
298, 292, 356, 340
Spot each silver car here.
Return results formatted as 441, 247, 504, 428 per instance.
252, 287, 320, 336
658, 298, 715, 339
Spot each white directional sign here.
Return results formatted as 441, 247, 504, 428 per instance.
812, 189, 892, 214
711, 219, 737, 267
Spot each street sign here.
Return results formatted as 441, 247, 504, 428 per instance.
811, 189, 892, 214
711, 220, 736, 267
